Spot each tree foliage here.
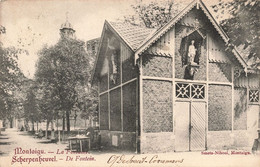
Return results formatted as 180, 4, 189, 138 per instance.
212, 0, 260, 66
0, 43, 24, 121
35, 38, 90, 131
0, 25, 6, 34
124, 0, 185, 28
23, 82, 41, 129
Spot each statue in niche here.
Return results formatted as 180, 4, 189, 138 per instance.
180, 37, 202, 80
188, 40, 197, 64
179, 30, 204, 67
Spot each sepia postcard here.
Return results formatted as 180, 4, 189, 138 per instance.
0, 0, 259, 166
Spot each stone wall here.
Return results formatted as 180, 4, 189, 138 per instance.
208, 85, 232, 131
207, 131, 251, 149
207, 131, 232, 150
142, 80, 172, 133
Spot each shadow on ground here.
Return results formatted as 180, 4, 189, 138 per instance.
0, 137, 9, 139
90, 147, 135, 155
0, 142, 11, 145
19, 133, 34, 136
0, 151, 7, 156
37, 141, 57, 144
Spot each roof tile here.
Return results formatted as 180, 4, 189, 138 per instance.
108, 21, 156, 50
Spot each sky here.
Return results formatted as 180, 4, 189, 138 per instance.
0, 0, 219, 79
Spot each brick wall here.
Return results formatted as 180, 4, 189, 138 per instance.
208, 63, 231, 82
194, 44, 207, 81
234, 88, 247, 130
208, 85, 232, 131
142, 80, 172, 132
142, 55, 172, 78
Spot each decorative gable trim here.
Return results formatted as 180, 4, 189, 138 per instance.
134, 0, 248, 70
135, 0, 197, 62
91, 21, 107, 85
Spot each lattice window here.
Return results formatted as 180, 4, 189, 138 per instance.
249, 90, 259, 103
176, 83, 190, 98
176, 82, 205, 99
191, 84, 205, 99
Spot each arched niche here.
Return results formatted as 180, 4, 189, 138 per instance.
178, 29, 206, 80
179, 30, 205, 66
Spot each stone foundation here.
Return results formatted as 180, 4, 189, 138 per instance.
100, 130, 136, 151
207, 130, 254, 150
140, 132, 175, 153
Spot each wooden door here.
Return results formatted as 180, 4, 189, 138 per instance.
190, 102, 206, 151
175, 101, 206, 151
175, 101, 190, 151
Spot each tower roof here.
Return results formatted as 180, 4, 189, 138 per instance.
60, 20, 75, 32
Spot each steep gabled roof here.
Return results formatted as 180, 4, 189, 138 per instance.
108, 21, 156, 51
91, 20, 156, 84
134, 0, 248, 69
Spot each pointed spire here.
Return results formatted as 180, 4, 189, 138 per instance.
66, 11, 69, 22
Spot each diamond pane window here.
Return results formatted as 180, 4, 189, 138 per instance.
249, 90, 259, 103
176, 83, 190, 98
191, 84, 205, 99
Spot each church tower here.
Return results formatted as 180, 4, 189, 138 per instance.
60, 13, 75, 39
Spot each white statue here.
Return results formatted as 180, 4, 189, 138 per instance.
188, 40, 197, 64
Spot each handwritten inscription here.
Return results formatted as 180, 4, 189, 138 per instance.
107, 154, 184, 167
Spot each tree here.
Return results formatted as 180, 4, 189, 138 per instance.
76, 84, 98, 128
124, 0, 186, 28
0, 43, 24, 126
23, 83, 41, 131
35, 38, 90, 132
212, 0, 260, 67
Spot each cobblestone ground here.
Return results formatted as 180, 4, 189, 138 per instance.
0, 128, 259, 167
